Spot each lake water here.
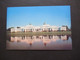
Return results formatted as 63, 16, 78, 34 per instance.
6, 35, 72, 50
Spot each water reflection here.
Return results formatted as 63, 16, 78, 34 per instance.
6, 35, 72, 50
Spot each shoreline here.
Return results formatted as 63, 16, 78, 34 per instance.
7, 31, 71, 36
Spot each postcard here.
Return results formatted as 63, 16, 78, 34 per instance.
6, 6, 72, 50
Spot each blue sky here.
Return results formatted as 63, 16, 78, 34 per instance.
7, 6, 71, 29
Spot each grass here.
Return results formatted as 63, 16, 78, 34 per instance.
7, 31, 71, 36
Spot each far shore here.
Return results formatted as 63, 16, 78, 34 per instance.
7, 31, 71, 36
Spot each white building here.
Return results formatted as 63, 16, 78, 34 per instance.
60, 26, 67, 31
9, 23, 68, 32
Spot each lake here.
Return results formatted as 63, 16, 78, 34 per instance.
6, 35, 72, 50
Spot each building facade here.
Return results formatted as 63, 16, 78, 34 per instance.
9, 23, 68, 32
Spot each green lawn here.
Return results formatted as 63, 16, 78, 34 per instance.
7, 31, 71, 36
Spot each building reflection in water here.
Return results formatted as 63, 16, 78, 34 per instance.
6, 35, 72, 50
10, 35, 69, 46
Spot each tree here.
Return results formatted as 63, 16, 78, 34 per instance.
17, 27, 20, 28
10, 27, 14, 28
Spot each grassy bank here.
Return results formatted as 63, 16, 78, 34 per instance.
7, 31, 71, 36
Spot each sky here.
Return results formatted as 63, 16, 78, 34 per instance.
7, 6, 71, 29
